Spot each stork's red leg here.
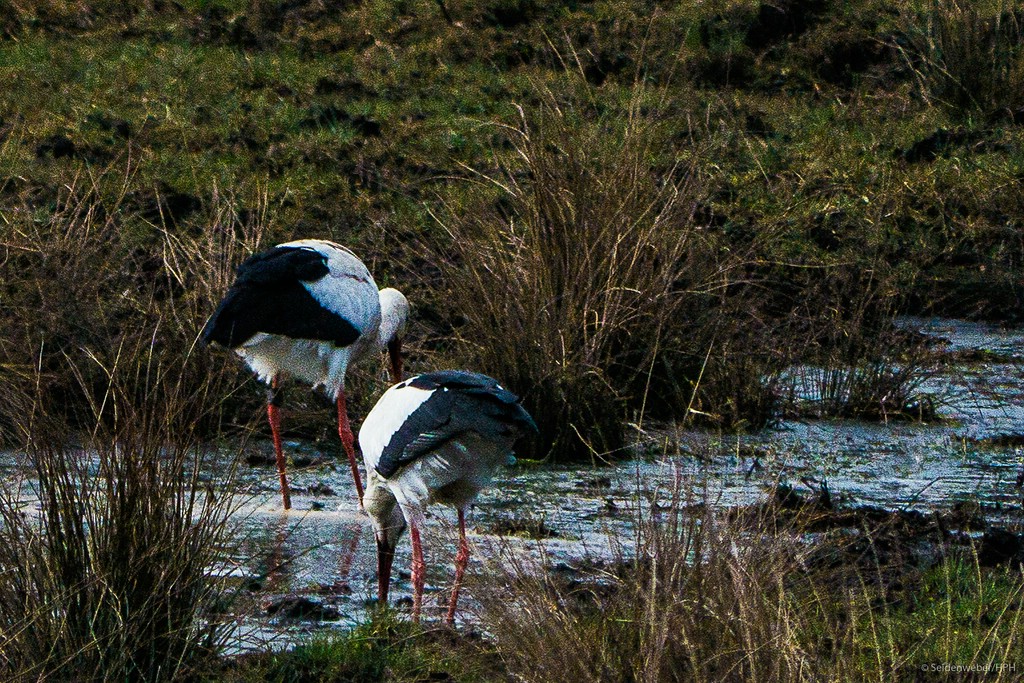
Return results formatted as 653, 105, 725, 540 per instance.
267, 375, 291, 510
336, 391, 364, 506
446, 508, 470, 625
266, 516, 289, 592
410, 521, 426, 623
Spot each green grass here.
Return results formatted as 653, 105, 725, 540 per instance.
854, 558, 1024, 673
3, 0, 1024, 444
217, 611, 502, 682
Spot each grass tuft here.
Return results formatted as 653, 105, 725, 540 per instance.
0, 335, 241, 681
428, 80, 766, 461
0, 164, 257, 680
476, 487, 1024, 682
898, 0, 1024, 121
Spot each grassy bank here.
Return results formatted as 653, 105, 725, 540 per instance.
0, 0, 1021, 316
5, 0, 1014, 456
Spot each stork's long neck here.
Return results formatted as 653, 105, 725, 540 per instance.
364, 473, 405, 604
377, 288, 409, 383
377, 290, 407, 344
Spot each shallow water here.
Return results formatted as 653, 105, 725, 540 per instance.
4, 316, 1024, 650
215, 317, 1024, 647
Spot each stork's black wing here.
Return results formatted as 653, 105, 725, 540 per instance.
201, 246, 360, 348
375, 371, 537, 478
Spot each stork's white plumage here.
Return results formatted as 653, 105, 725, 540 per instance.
359, 370, 537, 623
203, 239, 408, 510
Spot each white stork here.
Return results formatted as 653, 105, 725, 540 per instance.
359, 370, 537, 623
202, 239, 409, 510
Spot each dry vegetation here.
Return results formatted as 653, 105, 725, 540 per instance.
428, 84, 776, 460
0, 332, 242, 680
475, 490, 1024, 682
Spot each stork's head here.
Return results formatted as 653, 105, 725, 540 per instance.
378, 288, 409, 383
363, 472, 407, 605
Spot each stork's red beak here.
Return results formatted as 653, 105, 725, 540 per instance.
376, 536, 396, 605
387, 336, 403, 383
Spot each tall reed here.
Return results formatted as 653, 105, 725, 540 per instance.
898, 0, 1024, 121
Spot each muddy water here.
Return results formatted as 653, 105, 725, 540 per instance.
5, 317, 1024, 649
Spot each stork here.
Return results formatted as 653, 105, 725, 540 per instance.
359, 370, 537, 623
202, 239, 408, 510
